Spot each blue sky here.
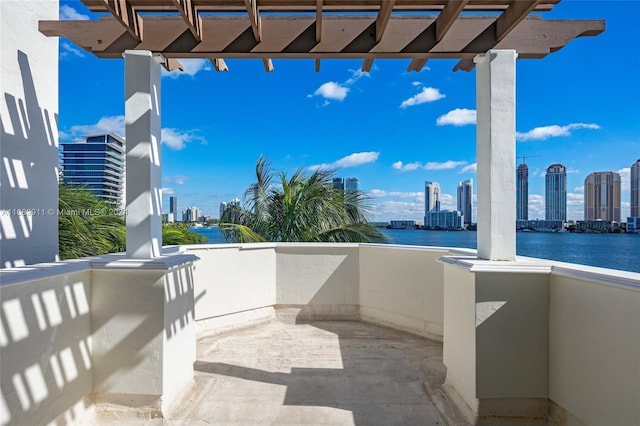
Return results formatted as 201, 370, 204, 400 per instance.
57, 0, 640, 222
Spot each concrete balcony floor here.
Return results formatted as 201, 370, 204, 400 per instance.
151, 320, 467, 425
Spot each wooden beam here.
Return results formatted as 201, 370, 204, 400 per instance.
316, 0, 323, 43
262, 58, 274, 72
162, 58, 184, 71
244, 0, 261, 42
496, 0, 541, 42
361, 58, 374, 72
100, 0, 142, 41
407, 57, 428, 72
315, 58, 320, 72
375, 0, 396, 42
39, 16, 605, 64
210, 57, 229, 71
170, 0, 201, 41
436, 0, 469, 42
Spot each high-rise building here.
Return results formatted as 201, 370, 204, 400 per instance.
584, 171, 621, 222
457, 179, 473, 225
219, 197, 240, 219
182, 206, 200, 222
424, 181, 441, 226
345, 177, 359, 192
332, 178, 344, 191
545, 164, 567, 221
169, 196, 178, 215
631, 159, 640, 217
516, 163, 529, 220
61, 133, 125, 207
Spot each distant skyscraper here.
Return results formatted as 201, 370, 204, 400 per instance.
516, 163, 529, 220
332, 178, 344, 191
424, 181, 441, 226
631, 159, 640, 217
182, 206, 200, 222
584, 171, 621, 222
220, 197, 240, 219
545, 164, 567, 221
169, 196, 178, 215
345, 177, 359, 192
61, 133, 125, 206
457, 179, 473, 225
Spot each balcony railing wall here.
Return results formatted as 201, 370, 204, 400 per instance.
1, 244, 638, 425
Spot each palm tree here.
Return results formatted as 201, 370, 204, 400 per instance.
219, 157, 387, 243
58, 185, 126, 259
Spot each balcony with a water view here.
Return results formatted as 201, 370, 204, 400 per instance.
1, 1, 639, 425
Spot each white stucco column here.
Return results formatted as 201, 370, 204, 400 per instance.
124, 50, 163, 258
474, 50, 517, 261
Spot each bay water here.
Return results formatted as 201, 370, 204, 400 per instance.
191, 227, 639, 273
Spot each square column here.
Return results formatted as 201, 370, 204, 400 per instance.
475, 50, 517, 261
124, 50, 163, 258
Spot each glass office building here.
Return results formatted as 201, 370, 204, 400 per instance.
61, 133, 125, 206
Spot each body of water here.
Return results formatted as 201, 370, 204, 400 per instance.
191, 227, 640, 273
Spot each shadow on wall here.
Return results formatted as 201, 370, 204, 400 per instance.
0, 261, 196, 425
1, 50, 59, 268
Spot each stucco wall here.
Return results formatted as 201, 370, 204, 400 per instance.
1, 0, 59, 267
275, 244, 359, 307
359, 245, 447, 340
0, 267, 93, 425
190, 245, 276, 321
549, 270, 640, 425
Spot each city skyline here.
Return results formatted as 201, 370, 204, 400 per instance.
55, 1, 639, 222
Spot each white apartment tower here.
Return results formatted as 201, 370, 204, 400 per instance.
424, 181, 441, 225
631, 159, 640, 217
457, 179, 473, 225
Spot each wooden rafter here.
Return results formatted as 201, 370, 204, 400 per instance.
243, 0, 261, 42
41, 1, 604, 73
375, 0, 396, 42
100, 0, 142, 41
316, 0, 323, 43
407, 57, 428, 72
210, 58, 229, 72
496, 0, 541, 42
170, 0, 201, 41
452, 0, 541, 70
362, 58, 374, 72
263, 58, 274, 72
436, 0, 470, 42
163, 58, 184, 72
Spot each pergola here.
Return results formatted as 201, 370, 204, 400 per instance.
40, 0, 604, 260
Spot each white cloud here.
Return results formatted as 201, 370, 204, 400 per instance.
161, 187, 176, 195
528, 194, 545, 219
567, 192, 584, 221
411, 81, 422, 87
392, 161, 422, 172
309, 152, 379, 170
516, 123, 601, 141
60, 5, 90, 20
161, 128, 205, 150
345, 69, 370, 85
574, 185, 584, 193
67, 115, 204, 150
369, 190, 424, 200
162, 59, 211, 78
461, 163, 477, 173
436, 108, 476, 126
70, 115, 125, 136
399, 87, 445, 109
369, 200, 424, 223
313, 82, 349, 101
424, 160, 466, 170
566, 168, 580, 174
61, 42, 85, 59
163, 175, 190, 185
618, 167, 631, 191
